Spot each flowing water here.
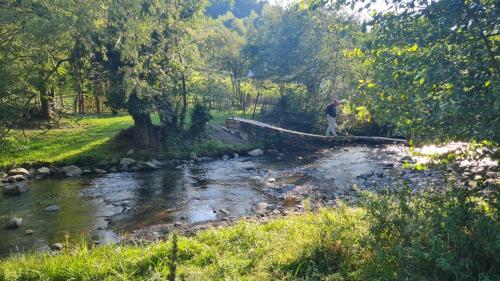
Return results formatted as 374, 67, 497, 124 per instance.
0, 145, 405, 257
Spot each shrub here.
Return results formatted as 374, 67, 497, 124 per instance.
361, 186, 500, 281
189, 103, 212, 135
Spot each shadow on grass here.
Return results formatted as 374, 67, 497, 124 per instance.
277, 242, 352, 280
0, 120, 134, 168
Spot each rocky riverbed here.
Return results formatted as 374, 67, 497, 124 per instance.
1, 143, 498, 256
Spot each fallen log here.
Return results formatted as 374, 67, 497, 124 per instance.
226, 117, 407, 145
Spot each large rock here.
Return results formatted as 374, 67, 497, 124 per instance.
120, 158, 136, 166
2, 182, 29, 195
61, 165, 82, 176
5, 217, 22, 229
248, 149, 264, 157
8, 168, 30, 177
36, 167, 51, 176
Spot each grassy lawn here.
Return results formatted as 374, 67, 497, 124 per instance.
0, 110, 258, 169
0, 114, 134, 169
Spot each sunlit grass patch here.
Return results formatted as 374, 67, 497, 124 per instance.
0, 114, 133, 168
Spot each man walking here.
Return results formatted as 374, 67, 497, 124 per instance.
325, 100, 338, 136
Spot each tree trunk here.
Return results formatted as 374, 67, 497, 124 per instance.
131, 112, 157, 148
179, 73, 188, 130
40, 87, 52, 120
95, 95, 101, 114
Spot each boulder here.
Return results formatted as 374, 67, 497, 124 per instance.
120, 158, 136, 166
5, 217, 22, 229
44, 205, 61, 212
61, 165, 82, 176
2, 182, 29, 195
36, 167, 51, 176
8, 168, 30, 177
248, 149, 264, 157
7, 174, 27, 182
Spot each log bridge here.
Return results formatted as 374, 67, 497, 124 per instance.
225, 117, 407, 146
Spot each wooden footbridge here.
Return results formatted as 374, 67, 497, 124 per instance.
225, 117, 407, 145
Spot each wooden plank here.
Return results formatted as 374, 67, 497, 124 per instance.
230, 117, 407, 144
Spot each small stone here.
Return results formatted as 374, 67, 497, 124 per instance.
126, 149, 135, 155
51, 243, 64, 251
8, 168, 30, 177
36, 167, 51, 176
248, 149, 264, 157
44, 205, 61, 212
142, 161, 159, 170
268, 178, 276, 183
24, 229, 34, 235
5, 217, 22, 229
222, 155, 230, 161
94, 169, 107, 174
2, 183, 29, 195
219, 208, 230, 215
174, 221, 182, 227
232, 153, 239, 158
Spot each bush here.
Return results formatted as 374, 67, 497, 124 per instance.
361, 186, 500, 280
189, 103, 212, 135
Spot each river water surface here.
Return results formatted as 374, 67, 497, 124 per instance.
0, 145, 405, 257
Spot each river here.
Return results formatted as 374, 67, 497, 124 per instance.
0, 145, 408, 257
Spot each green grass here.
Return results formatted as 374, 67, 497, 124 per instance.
0, 114, 134, 169
0, 207, 366, 281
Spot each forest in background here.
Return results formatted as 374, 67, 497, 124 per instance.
1, 0, 497, 149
